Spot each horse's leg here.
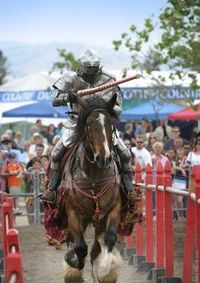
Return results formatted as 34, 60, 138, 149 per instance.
64, 207, 88, 283
92, 198, 123, 283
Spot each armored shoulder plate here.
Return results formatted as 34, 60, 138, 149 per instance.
52, 71, 76, 92
101, 69, 116, 81
52, 71, 90, 93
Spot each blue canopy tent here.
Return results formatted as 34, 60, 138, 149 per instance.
120, 101, 184, 120
2, 101, 69, 118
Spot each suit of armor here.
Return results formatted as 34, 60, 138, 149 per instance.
41, 49, 132, 203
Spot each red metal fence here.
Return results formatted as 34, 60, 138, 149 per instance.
123, 161, 199, 283
0, 192, 24, 283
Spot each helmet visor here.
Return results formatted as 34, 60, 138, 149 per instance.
80, 65, 100, 75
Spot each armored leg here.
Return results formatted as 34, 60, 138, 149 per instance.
41, 139, 66, 203
114, 137, 137, 209
114, 138, 133, 192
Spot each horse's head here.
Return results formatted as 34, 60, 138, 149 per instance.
75, 94, 118, 169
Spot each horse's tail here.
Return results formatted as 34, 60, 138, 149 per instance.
92, 237, 123, 283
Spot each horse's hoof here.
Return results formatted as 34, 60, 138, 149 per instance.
64, 264, 84, 283
65, 250, 79, 269
65, 250, 85, 270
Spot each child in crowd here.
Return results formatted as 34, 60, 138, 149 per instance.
3, 152, 23, 214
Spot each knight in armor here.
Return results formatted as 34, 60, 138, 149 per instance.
41, 48, 134, 204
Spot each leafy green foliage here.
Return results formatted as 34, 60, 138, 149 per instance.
0, 50, 8, 85
51, 49, 80, 73
113, 0, 200, 89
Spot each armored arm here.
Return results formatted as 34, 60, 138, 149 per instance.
52, 89, 76, 107
52, 72, 76, 107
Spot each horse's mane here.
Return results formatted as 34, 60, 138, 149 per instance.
75, 97, 118, 139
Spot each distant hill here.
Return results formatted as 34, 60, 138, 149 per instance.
0, 41, 131, 81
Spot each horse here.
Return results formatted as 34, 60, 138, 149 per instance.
60, 94, 127, 283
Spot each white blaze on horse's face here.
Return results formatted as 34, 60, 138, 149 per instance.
95, 113, 110, 159
87, 111, 112, 168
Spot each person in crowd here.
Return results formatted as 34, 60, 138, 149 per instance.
44, 144, 54, 158
145, 134, 157, 154
151, 141, 169, 216
151, 141, 169, 169
174, 137, 184, 151
131, 135, 152, 180
55, 122, 64, 137
41, 155, 50, 171
41, 48, 134, 204
20, 141, 31, 165
154, 119, 172, 142
1, 131, 19, 150
1, 138, 23, 164
25, 157, 45, 224
183, 143, 192, 157
42, 123, 56, 144
165, 148, 177, 167
0, 149, 9, 192
30, 119, 43, 136
164, 126, 191, 151
3, 152, 23, 214
184, 137, 200, 168
171, 148, 188, 220
14, 131, 26, 152
134, 121, 145, 137
123, 122, 135, 146
28, 133, 48, 160
143, 119, 154, 141
26, 143, 45, 170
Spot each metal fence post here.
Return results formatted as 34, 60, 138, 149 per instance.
33, 173, 41, 224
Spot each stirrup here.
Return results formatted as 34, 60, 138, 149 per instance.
40, 190, 56, 204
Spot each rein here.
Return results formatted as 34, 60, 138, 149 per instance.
83, 141, 96, 164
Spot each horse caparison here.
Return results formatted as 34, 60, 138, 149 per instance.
63, 94, 125, 283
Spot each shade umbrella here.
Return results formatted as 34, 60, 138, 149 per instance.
168, 103, 200, 120
120, 101, 184, 120
2, 101, 69, 118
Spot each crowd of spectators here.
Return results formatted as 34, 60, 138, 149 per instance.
0, 117, 199, 221
0, 119, 62, 221
121, 118, 200, 220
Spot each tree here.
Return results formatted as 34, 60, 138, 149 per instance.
0, 50, 8, 85
51, 49, 79, 73
113, 0, 200, 89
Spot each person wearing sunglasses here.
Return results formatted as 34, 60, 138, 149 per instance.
131, 136, 152, 180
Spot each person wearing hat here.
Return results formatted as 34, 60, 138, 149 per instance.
3, 152, 23, 214
1, 138, 22, 163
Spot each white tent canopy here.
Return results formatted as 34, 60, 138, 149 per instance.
0, 72, 55, 91
0, 72, 57, 124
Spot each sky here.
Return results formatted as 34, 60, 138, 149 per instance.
0, 0, 167, 48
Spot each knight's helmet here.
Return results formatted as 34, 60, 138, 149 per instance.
79, 48, 102, 83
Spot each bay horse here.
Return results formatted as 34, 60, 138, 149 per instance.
62, 94, 124, 283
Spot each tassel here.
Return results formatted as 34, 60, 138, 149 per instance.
93, 200, 101, 220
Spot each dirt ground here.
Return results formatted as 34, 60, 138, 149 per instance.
16, 219, 198, 283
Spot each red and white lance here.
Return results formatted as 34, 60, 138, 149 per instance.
77, 74, 141, 97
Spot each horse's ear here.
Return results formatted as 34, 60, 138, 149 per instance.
107, 93, 117, 109
76, 95, 88, 108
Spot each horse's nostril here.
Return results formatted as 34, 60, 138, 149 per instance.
108, 155, 112, 163
96, 155, 112, 168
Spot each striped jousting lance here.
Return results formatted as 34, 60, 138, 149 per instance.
77, 74, 141, 97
